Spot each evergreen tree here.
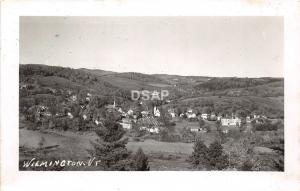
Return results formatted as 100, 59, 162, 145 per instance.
133, 147, 150, 171
88, 113, 133, 170
190, 140, 229, 170
190, 139, 209, 168
207, 141, 229, 170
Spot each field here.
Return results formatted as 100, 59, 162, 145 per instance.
20, 129, 196, 170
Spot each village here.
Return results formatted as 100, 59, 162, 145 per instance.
18, 64, 284, 171
22, 85, 272, 139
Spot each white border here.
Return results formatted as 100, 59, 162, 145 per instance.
1, 1, 300, 191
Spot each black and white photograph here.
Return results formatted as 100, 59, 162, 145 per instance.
18, 16, 285, 171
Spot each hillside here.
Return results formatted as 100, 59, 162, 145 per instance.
19, 64, 284, 122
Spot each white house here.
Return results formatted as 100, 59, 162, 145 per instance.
140, 126, 159, 134
190, 127, 207, 133
119, 118, 132, 129
190, 128, 200, 132
186, 113, 197, 119
148, 127, 159, 134
170, 112, 176, 118
127, 109, 134, 116
186, 109, 196, 119
221, 117, 241, 127
141, 111, 149, 117
67, 112, 73, 119
201, 113, 209, 120
168, 108, 176, 118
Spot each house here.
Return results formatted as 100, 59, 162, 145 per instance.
253, 114, 260, 119
209, 113, 217, 121
141, 111, 150, 117
36, 105, 52, 118
170, 112, 176, 118
186, 113, 196, 119
153, 106, 160, 117
190, 127, 200, 132
201, 113, 209, 120
127, 109, 134, 115
119, 118, 132, 129
221, 117, 241, 127
83, 114, 87, 120
139, 126, 159, 134
253, 118, 264, 124
168, 108, 176, 118
70, 95, 77, 102
87, 93, 92, 97
246, 116, 251, 123
67, 112, 73, 119
186, 109, 196, 119
148, 127, 159, 134
190, 127, 207, 133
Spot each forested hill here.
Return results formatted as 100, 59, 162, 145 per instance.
19, 64, 130, 99
20, 64, 284, 99
19, 64, 284, 120
194, 77, 283, 91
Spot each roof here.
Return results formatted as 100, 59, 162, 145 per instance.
137, 116, 161, 127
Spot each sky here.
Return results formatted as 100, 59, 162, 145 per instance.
20, 16, 283, 77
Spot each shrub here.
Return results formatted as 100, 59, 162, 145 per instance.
132, 147, 150, 171
253, 121, 278, 131
241, 160, 254, 171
